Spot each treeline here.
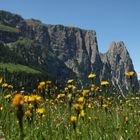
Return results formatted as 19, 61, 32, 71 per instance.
0, 68, 47, 91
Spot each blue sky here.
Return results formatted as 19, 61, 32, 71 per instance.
0, 0, 140, 77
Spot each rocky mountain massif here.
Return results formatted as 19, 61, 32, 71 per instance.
0, 10, 139, 92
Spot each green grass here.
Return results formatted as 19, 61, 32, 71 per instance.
0, 24, 19, 33
0, 63, 41, 74
0, 88, 140, 139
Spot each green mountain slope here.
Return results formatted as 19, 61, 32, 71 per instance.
0, 63, 41, 74
0, 24, 19, 33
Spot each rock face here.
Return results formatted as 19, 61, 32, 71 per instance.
0, 10, 139, 91
100, 42, 139, 92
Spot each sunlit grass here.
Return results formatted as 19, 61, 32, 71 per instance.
0, 24, 19, 33
0, 63, 41, 74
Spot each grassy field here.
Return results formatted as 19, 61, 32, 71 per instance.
0, 72, 139, 140
0, 24, 19, 33
0, 63, 41, 74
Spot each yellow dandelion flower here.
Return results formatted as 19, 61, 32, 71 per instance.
38, 81, 46, 89
28, 103, 34, 109
46, 80, 52, 84
70, 116, 77, 123
126, 71, 135, 77
88, 104, 94, 109
13, 94, 24, 106
25, 110, 32, 117
27, 95, 42, 103
80, 110, 85, 118
2, 83, 8, 88
101, 81, 109, 86
88, 73, 96, 79
102, 103, 109, 109
67, 79, 74, 84
57, 93, 65, 99
73, 103, 82, 111
32, 95, 42, 103
82, 89, 89, 97
24, 95, 29, 102
37, 108, 45, 115
64, 87, 69, 92
0, 105, 3, 111
78, 97, 84, 103
4, 94, 11, 99
67, 85, 76, 90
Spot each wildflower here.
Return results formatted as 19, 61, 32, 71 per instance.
49, 100, 55, 106
13, 94, 24, 137
70, 116, 77, 122
38, 81, 46, 89
78, 97, 84, 104
32, 95, 42, 103
25, 110, 32, 124
25, 110, 32, 118
0, 105, 3, 111
102, 104, 108, 108
4, 94, 12, 99
80, 110, 85, 119
102, 103, 109, 112
88, 104, 94, 109
82, 90, 89, 97
46, 80, 52, 84
27, 95, 42, 103
90, 84, 96, 91
64, 87, 69, 92
13, 94, 24, 106
37, 108, 45, 116
57, 93, 65, 99
126, 71, 135, 77
101, 81, 109, 86
24, 96, 29, 103
67, 79, 74, 84
88, 73, 96, 79
2, 83, 8, 88
27, 103, 34, 110
70, 116, 77, 129
73, 103, 82, 111
67, 85, 76, 91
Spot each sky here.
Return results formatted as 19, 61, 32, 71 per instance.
0, 0, 140, 78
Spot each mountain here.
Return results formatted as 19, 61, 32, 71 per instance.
0, 10, 139, 92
